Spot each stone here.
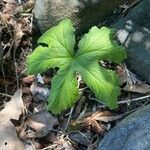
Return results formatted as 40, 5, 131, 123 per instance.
99, 1, 150, 148
113, 0, 150, 83
99, 104, 150, 150
33, 0, 134, 34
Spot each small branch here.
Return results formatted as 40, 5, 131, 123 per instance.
0, 92, 12, 98
89, 95, 150, 107
79, 87, 88, 92
118, 95, 150, 104
77, 103, 88, 120
40, 144, 57, 150
77, 74, 82, 89
0, 53, 8, 96
65, 107, 74, 130
13, 48, 19, 89
124, 100, 150, 115
28, 140, 36, 150
14, 61, 19, 89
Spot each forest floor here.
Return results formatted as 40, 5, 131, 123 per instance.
0, 0, 150, 150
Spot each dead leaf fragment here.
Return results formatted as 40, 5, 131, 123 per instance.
30, 83, 50, 102
22, 75, 34, 84
14, 22, 25, 49
25, 110, 58, 137
86, 111, 122, 123
35, 73, 44, 85
0, 89, 25, 150
117, 65, 128, 85
1, 89, 24, 119
53, 134, 76, 150
75, 96, 86, 115
70, 111, 122, 134
69, 131, 91, 147
117, 64, 141, 86
123, 83, 150, 93
3, 0, 23, 15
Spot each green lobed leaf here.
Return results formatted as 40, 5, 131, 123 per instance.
38, 19, 75, 56
27, 19, 75, 74
27, 19, 127, 114
27, 45, 72, 74
77, 26, 127, 64
48, 67, 79, 114
74, 60, 120, 109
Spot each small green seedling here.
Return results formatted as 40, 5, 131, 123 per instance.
27, 19, 127, 114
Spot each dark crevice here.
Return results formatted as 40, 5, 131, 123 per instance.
38, 43, 49, 47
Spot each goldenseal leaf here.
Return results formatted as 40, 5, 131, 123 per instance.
74, 60, 120, 109
27, 19, 127, 114
27, 19, 75, 74
27, 45, 72, 74
48, 67, 79, 114
77, 26, 127, 64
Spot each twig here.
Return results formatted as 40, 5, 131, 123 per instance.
1, 62, 8, 95
0, 92, 12, 97
17, 0, 22, 4
28, 140, 36, 150
77, 103, 88, 120
77, 74, 82, 89
40, 144, 57, 150
15, 62, 19, 88
118, 95, 150, 104
117, 0, 141, 20
89, 95, 150, 107
0, 45, 8, 97
77, 131, 90, 143
13, 48, 19, 89
79, 87, 88, 92
65, 107, 74, 130
124, 100, 150, 115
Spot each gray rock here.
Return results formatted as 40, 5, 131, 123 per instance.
99, 104, 150, 150
113, 0, 150, 83
33, 0, 133, 34
99, 3, 150, 147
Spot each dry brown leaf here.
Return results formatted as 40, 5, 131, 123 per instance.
3, 0, 23, 15
75, 96, 86, 115
70, 111, 122, 134
1, 0, 32, 62
90, 119, 105, 134
14, 22, 24, 49
123, 83, 150, 93
86, 111, 122, 123
30, 83, 50, 102
0, 78, 11, 86
43, 76, 51, 85
60, 142, 76, 150
84, 111, 122, 134
117, 65, 128, 85
69, 131, 91, 147
23, 75, 34, 84
117, 64, 150, 93
54, 135, 76, 150
0, 89, 25, 150
22, 87, 31, 95
117, 64, 141, 86
25, 110, 58, 138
